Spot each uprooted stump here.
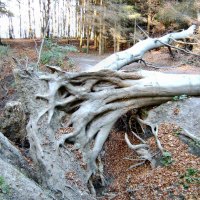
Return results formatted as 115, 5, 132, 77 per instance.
12, 64, 200, 198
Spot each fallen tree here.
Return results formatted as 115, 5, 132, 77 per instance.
1, 25, 200, 199
92, 25, 197, 71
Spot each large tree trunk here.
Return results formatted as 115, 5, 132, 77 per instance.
2, 25, 199, 199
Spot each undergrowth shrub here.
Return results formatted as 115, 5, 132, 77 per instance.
160, 151, 173, 166
0, 46, 10, 58
179, 168, 200, 189
40, 39, 77, 67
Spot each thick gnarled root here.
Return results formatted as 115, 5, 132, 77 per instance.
125, 133, 156, 168
124, 115, 167, 169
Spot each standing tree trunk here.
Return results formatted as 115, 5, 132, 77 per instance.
147, 0, 152, 35
0, 37, 4, 45
28, 0, 32, 38
98, 0, 103, 55
67, 2, 71, 37
86, 25, 90, 54
46, 0, 51, 38
116, 37, 120, 52
17, 0, 22, 38
8, 17, 14, 39
32, 0, 36, 38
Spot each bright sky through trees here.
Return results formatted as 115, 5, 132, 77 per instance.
0, 0, 77, 38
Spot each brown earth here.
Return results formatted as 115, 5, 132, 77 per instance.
0, 39, 200, 200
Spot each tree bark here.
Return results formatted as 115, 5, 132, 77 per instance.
28, 0, 32, 38
86, 26, 90, 54
17, 0, 22, 38
46, 0, 51, 38
8, 17, 14, 39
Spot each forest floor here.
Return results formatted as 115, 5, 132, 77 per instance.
0, 39, 200, 200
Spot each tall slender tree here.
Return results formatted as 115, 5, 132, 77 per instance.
0, 0, 13, 44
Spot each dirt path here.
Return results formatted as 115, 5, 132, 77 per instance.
68, 52, 109, 71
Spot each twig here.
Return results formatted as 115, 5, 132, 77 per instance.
144, 61, 182, 69
25, 56, 29, 69
123, 157, 145, 161
167, 46, 175, 58
136, 24, 149, 38
128, 116, 146, 144
124, 133, 156, 168
138, 59, 148, 67
155, 39, 200, 57
125, 133, 148, 150
128, 161, 146, 170
12, 57, 20, 65
136, 116, 164, 154
169, 37, 199, 45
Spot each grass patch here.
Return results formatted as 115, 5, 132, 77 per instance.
173, 94, 188, 101
40, 39, 77, 67
160, 151, 174, 166
0, 46, 10, 58
179, 168, 200, 189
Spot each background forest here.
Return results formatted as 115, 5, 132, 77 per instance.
1, 0, 200, 55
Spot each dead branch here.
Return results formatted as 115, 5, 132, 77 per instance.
124, 133, 156, 168
155, 39, 200, 57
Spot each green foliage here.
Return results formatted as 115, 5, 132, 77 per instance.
0, 46, 10, 58
67, 58, 75, 68
160, 151, 173, 166
173, 94, 188, 101
180, 168, 200, 189
81, 47, 87, 53
43, 39, 55, 50
173, 127, 182, 136
40, 39, 77, 67
0, 176, 10, 194
40, 51, 53, 65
